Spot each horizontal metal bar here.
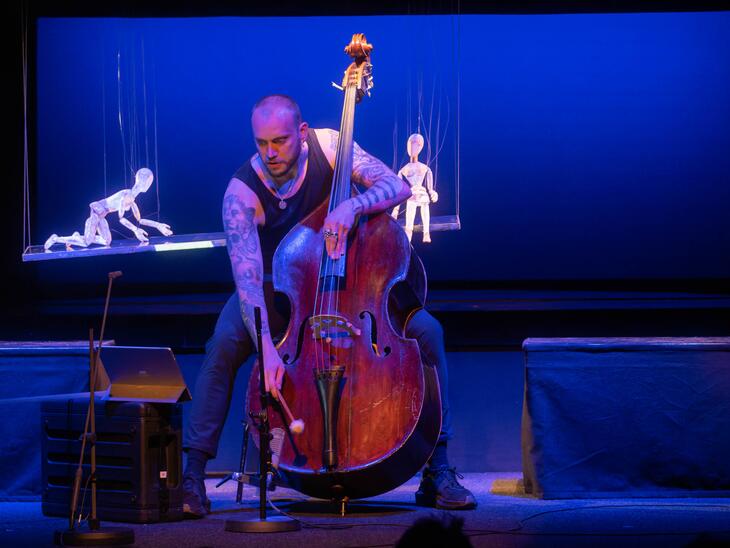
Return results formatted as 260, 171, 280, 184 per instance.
23, 232, 228, 262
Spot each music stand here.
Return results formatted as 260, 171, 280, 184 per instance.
98, 346, 192, 403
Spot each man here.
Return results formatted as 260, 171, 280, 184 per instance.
183, 94, 475, 517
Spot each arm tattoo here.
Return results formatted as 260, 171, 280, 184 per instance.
222, 193, 269, 341
350, 142, 406, 214
324, 129, 408, 214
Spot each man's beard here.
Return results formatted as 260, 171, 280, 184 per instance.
264, 148, 301, 183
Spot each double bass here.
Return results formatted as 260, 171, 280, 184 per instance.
246, 34, 441, 505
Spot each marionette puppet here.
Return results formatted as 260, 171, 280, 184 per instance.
391, 133, 438, 243
44, 168, 173, 250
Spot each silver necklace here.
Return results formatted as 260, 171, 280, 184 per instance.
271, 179, 294, 210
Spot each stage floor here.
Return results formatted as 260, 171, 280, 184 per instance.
2, 473, 729, 547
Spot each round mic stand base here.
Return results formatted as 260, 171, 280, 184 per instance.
54, 525, 135, 546
225, 514, 301, 533
224, 307, 301, 535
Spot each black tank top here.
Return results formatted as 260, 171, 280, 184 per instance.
232, 129, 333, 274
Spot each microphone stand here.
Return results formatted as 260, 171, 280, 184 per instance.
54, 271, 134, 546
224, 306, 300, 533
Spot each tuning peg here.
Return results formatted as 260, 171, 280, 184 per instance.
331, 81, 344, 91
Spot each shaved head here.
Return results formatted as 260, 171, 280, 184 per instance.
251, 94, 308, 183
251, 94, 302, 127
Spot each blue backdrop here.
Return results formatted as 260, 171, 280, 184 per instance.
32, 12, 730, 285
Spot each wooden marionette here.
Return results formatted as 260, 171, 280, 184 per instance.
44, 168, 173, 250
391, 133, 439, 242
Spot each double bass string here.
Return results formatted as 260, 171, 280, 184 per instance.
314, 84, 345, 374
324, 89, 345, 371
324, 82, 357, 372
316, 80, 348, 373
336, 83, 358, 368
333, 84, 354, 349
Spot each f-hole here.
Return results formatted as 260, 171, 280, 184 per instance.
282, 314, 312, 365
359, 311, 391, 357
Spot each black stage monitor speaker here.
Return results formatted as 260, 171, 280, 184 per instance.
41, 346, 190, 523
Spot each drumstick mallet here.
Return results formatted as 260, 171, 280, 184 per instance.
277, 392, 305, 435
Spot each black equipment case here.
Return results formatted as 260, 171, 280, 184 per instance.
41, 398, 184, 523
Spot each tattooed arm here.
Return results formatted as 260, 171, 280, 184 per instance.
316, 128, 410, 213
222, 178, 284, 397
350, 140, 412, 214
314, 128, 411, 257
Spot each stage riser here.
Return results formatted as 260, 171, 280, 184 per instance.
522, 338, 730, 499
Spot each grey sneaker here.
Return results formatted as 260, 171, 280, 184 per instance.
415, 467, 477, 510
183, 475, 212, 518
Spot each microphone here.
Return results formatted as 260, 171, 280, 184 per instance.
108, 271, 123, 280
267, 427, 286, 490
